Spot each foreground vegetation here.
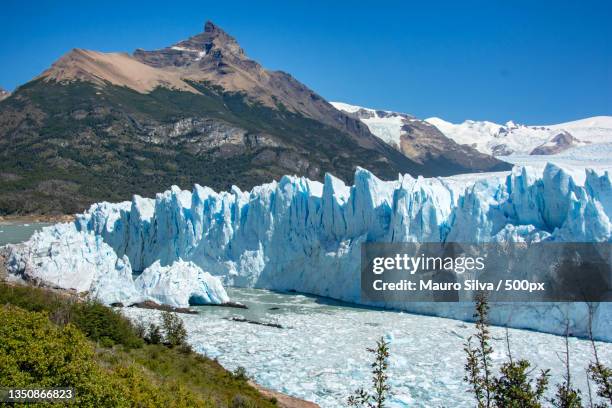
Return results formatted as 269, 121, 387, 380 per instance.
349, 295, 612, 407
464, 294, 612, 408
0, 283, 277, 407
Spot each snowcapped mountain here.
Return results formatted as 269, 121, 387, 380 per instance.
333, 101, 612, 158
330, 102, 509, 172
0, 87, 9, 101
425, 116, 612, 156
330, 102, 411, 148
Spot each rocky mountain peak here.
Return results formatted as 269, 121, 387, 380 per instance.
530, 130, 580, 155
134, 20, 244, 69
179, 20, 243, 56
203, 20, 224, 36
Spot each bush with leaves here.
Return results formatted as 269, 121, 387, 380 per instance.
146, 323, 163, 345
551, 324, 582, 408
231, 393, 257, 408
161, 311, 188, 347
589, 361, 612, 407
0, 285, 280, 407
465, 294, 550, 408
464, 293, 495, 406
232, 366, 249, 382
71, 301, 144, 348
0, 305, 159, 406
492, 358, 550, 407
348, 337, 391, 408
0, 284, 143, 349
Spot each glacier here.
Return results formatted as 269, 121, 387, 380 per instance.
135, 260, 229, 307
2, 222, 229, 307
2, 163, 611, 339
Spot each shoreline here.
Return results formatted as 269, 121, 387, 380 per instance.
0, 214, 75, 224
249, 382, 320, 408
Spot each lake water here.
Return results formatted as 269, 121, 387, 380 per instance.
124, 288, 612, 408
0, 221, 51, 246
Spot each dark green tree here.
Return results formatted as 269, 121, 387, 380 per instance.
586, 303, 612, 408
348, 337, 391, 408
492, 359, 550, 408
161, 311, 188, 347
464, 293, 494, 408
589, 362, 612, 408
146, 323, 163, 345
551, 324, 582, 408
465, 293, 551, 408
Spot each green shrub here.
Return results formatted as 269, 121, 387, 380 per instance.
0, 282, 66, 312
348, 337, 391, 408
0, 305, 126, 406
0, 284, 143, 349
0, 305, 212, 407
66, 301, 143, 348
147, 323, 163, 345
492, 359, 550, 407
588, 360, 612, 406
161, 311, 188, 347
231, 394, 256, 408
232, 366, 249, 382
0, 284, 278, 407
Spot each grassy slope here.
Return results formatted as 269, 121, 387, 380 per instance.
0, 283, 277, 407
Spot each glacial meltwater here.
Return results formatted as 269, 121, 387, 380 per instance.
124, 288, 612, 408
0, 221, 51, 246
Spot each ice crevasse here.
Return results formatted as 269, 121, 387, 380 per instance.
3, 163, 611, 340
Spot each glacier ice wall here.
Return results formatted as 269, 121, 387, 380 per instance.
2, 223, 228, 307
4, 163, 612, 339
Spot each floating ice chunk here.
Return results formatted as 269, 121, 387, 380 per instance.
135, 260, 229, 308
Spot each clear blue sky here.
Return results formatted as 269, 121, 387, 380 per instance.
1, 0, 610, 124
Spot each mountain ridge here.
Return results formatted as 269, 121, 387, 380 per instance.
132, 21, 383, 149
331, 102, 509, 171
0, 21, 510, 215
38, 48, 200, 94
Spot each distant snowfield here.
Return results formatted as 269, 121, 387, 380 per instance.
426, 115, 612, 156
332, 99, 612, 185
412, 142, 612, 189
330, 101, 409, 148
501, 142, 612, 184
331, 101, 612, 158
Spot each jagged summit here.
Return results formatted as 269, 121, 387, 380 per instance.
332, 102, 510, 171
132, 21, 379, 144
425, 115, 612, 156
134, 20, 244, 68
